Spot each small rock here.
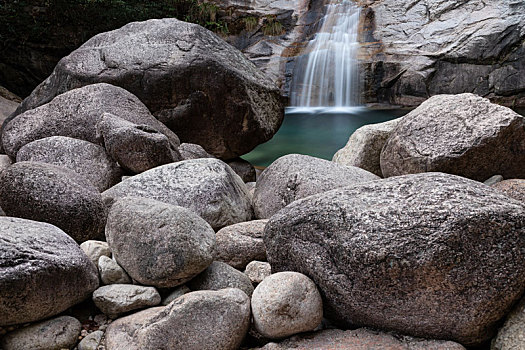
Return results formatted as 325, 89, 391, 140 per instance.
484, 175, 504, 186
80, 240, 112, 268
491, 294, 525, 350
244, 261, 271, 285
227, 158, 256, 182
78, 330, 104, 350
0, 316, 81, 350
492, 179, 525, 203
161, 285, 191, 306
98, 256, 132, 285
178, 143, 214, 160
0, 154, 13, 172
92, 284, 161, 319
252, 271, 323, 339
188, 261, 254, 297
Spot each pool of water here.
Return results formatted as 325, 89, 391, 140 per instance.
242, 107, 408, 167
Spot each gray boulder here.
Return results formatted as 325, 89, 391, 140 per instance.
380, 94, 525, 181
491, 296, 525, 350
12, 18, 284, 159
178, 142, 214, 160
78, 330, 104, 350
333, 118, 401, 177
106, 197, 215, 288
264, 172, 525, 346
0, 161, 107, 242
104, 288, 251, 350
188, 261, 254, 297
227, 158, 257, 183
98, 256, 132, 285
0, 316, 81, 350
252, 271, 323, 339
215, 220, 268, 269
244, 261, 271, 285
161, 285, 191, 306
80, 240, 111, 268
0, 155, 13, 172
253, 154, 380, 219
16, 136, 122, 191
492, 179, 525, 203
0, 217, 99, 326
102, 158, 253, 230
92, 284, 161, 319
2, 83, 179, 158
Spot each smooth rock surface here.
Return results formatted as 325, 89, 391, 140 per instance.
16, 136, 122, 191
93, 284, 161, 319
254, 154, 380, 219
80, 240, 112, 268
215, 220, 268, 269
0, 217, 99, 326
0, 316, 81, 350
106, 197, 215, 288
104, 288, 251, 350
98, 256, 132, 285
188, 261, 254, 297
252, 271, 323, 339
245, 261, 271, 285
492, 179, 525, 203
0, 161, 107, 242
103, 158, 253, 230
380, 94, 525, 181
78, 330, 104, 350
264, 172, 525, 346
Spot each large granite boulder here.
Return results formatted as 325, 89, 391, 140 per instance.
253, 154, 379, 219
2, 83, 179, 158
380, 94, 525, 181
12, 18, 284, 159
16, 136, 122, 191
0, 217, 99, 326
0, 161, 107, 242
104, 288, 251, 350
264, 172, 525, 346
102, 158, 253, 230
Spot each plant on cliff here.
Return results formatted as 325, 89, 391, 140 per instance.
262, 15, 284, 36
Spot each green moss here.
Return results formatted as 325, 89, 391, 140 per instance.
242, 16, 258, 32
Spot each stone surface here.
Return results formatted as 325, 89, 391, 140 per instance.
0, 217, 99, 326
106, 197, 215, 288
261, 328, 466, 350
380, 94, 525, 181
102, 158, 253, 230
253, 154, 379, 219
98, 255, 132, 285
215, 219, 268, 269
227, 158, 257, 183
178, 142, 214, 160
0, 96, 18, 125
80, 240, 112, 268
13, 18, 284, 159
2, 83, 179, 158
333, 118, 401, 177
93, 284, 161, 319
0, 316, 81, 350
0, 161, 107, 242
485, 175, 504, 186
491, 296, 525, 350
104, 288, 251, 350
0, 155, 13, 172
492, 179, 525, 203
245, 261, 271, 285
78, 330, 104, 350
264, 172, 525, 346
252, 271, 323, 339
16, 136, 122, 191
188, 261, 254, 297
161, 285, 191, 306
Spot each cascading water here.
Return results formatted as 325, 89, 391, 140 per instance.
290, 0, 361, 110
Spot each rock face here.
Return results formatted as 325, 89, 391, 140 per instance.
253, 154, 379, 219
0, 161, 107, 242
106, 197, 216, 288
13, 18, 284, 159
0, 217, 99, 326
252, 271, 323, 339
380, 94, 525, 181
102, 158, 253, 230
16, 136, 122, 191
264, 172, 525, 346
492, 179, 525, 203
491, 297, 525, 350
2, 83, 179, 158
188, 261, 254, 297
92, 284, 161, 319
104, 288, 251, 350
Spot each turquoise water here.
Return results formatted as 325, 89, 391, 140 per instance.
242, 107, 408, 167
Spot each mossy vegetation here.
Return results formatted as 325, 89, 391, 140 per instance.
262, 15, 284, 36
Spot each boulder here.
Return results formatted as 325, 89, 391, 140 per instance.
2, 83, 179, 158
227, 158, 257, 182
0, 316, 81, 350
215, 220, 268, 269
178, 142, 214, 160
16, 136, 122, 191
161, 285, 191, 306
0, 161, 107, 242
491, 297, 525, 350
264, 172, 525, 346
252, 271, 323, 339
102, 158, 253, 230
333, 118, 401, 177
253, 154, 380, 219
78, 330, 104, 350
492, 179, 525, 203
188, 261, 254, 297
106, 197, 215, 288
80, 240, 112, 268
261, 328, 466, 350
380, 94, 525, 181
98, 256, 132, 285
13, 18, 284, 159
104, 288, 251, 350
92, 284, 161, 319
0, 155, 13, 172
0, 217, 99, 326
245, 261, 271, 285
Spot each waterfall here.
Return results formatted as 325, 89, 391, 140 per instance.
290, 0, 361, 110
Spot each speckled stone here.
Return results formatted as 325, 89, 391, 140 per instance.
244, 261, 271, 285
492, 179, 525, 203
92, 284, 161, 319
98, 256, 132, 285
188, 261, 254, 297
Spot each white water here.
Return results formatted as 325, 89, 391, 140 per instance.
290, 0, 361, 109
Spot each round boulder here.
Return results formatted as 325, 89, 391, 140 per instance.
92, 284, 161, 319
188, 261, 254, 297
